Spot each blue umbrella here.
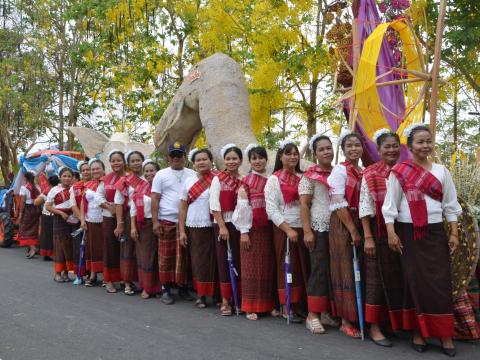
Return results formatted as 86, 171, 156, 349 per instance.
227, 239, 240, 316
352, 245, 365, 340
284, 237, 292, 325
73, 229, 86, 286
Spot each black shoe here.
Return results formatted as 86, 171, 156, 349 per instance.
372, 337, 392, 347
411, 341, 428, 353
283, 313, 303, 324
43, 256, 53, 261
178, 287, 194, 301
161, 292, 175, 305
441, 347, 456, 357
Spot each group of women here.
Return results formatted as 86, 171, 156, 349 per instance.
16, 123, 463, 356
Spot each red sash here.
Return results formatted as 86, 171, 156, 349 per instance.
72, 181, 85, 207
364, 162, 390, 237
131, 178, 152, 227
273, 169, 300, 208
242, 173, 268, 228
114, 173, 142, 206
187, 170, 218, 205
218, 171, 241, 212
341, 161, 363, 216
82, 180, 100, 213
25, 182, 40, 200
101, 172, 121, 203
303, 164, 331, 188
54, 186, 71, 212
391, 160, 443, 240
37, 173, 51, 196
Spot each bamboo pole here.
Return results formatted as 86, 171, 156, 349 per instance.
429, 0, 447, 144
348, 18, 360, 130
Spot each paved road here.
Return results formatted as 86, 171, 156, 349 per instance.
0, 247, 478, 360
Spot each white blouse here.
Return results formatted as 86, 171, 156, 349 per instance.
114, 186, 134, 205
40, 194, 52, 216
94, 182, 113, 218
327, 164, 363, 212
264, 173, 302, 229
85, 189, 103, 223
19, 185, 39, 205
298, 176, 331, 232
46, 185, 72, 210
130, 195, 153, 219
359, 177, 379, 219
181, 175, 213, 228
209, 175, 241, 224
382, 163, 462, 224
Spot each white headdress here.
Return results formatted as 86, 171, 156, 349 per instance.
220, 143, 237, 159
125, 150, 134, 162
403, 123, 429, 140
88, 158, 98, 166
278, 139, 296, 150
107, 148, 123, 159
188, 148, 199, 162
308, 134, 326, 152
337, 129, 353, 146
244, 143, 258, 158
142, 159, 155, 168
76, 161, 86, 171
372, 128, 392, 143
57, 166, 66, 175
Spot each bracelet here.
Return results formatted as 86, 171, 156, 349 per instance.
364, 235, 374, 240
118, 221, 124, 224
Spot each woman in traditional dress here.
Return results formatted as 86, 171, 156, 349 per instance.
382, 124, 462, 356
18, 171, 41, 258
359, 129, 402, 347
34, 175, 59, 261
130, 159, 161, 299
46, 167, 75, 282
209, 144, 243, 316
80, 159, 105, 286
114, 151, 144, 296
95, 150, 126, 293
327, 130, 364, 338
299, 134, 339, 334
232, 144, 276, 321
178, 149, 218, 308
265, 140, 307, 323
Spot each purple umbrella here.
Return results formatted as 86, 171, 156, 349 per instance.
284, 237, 292, 324
227, 239, 240, 316
73, 229, 86, 285
352, 245, 365, 340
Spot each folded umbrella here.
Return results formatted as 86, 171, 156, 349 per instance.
285, 237, 292, 325
73, 229, 86, 286
227, 239, 240, 316
352, 245, 365, 340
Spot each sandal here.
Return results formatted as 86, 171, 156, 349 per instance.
195, 298, 207, 309
220, 303, 232, 316
124, 286, 134, 296
106, 284, 117, 293
306, 318, 325, 334
340, 324, 361, 339
270, 309, 281, 317
141, 291, 150, 299
246, 313, 258, 321
54, 275, 65, 283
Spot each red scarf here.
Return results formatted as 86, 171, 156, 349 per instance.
101, 172, 121, 203
72, 180, 86, 208
364, 161, 391, 237
114, 173, 143, 206
341, 161, 363, 216
131, 178, 152, 227
37, 173, 51, 196
54, 186, 71, 212
82, 179, 101, 214
303, 164, 332, 188
25, 182, 40, 200
391, 160, 443, 240
218, 171, 241, 212
273, 169, 300, 208
187, 170, 218, 205
242, 172, 268, 228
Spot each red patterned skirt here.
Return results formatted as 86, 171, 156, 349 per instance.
136, 219, 160, 294
214, 222, 241, 300
307, 231, 331, 313
86, 221, 104, 273
18, 204, 41, 247
102, 216, 121, 282
188, 226, 217, 297
53, 215, 73, 273
39, 214, 54, 257
158, 220, 189, 286
120, 214, 137, 283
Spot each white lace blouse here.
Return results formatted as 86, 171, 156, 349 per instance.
85, 189, 103, 223
359, 177, 378, 219
382, 163, 462, 224
264, 173, 302, 229
298, 176, 331, 232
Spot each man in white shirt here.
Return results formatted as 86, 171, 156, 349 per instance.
151, 142, 196, 305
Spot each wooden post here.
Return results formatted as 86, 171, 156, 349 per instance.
429, 0, 447, 144
349, 18, 360, 131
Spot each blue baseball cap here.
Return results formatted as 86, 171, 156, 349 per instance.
168, 142, 186, 154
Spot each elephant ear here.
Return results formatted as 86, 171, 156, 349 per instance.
101, 141, 127, 172
69, 127, 109, 159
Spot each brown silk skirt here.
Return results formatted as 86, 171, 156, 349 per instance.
307, 231, 331, 313
18, 204, 41, 247
397, 222, 454, 338
136, 219, 160, 294
273, 226, 309, 305
120, 214, 137, 283
188, 226, 217, 297
102, 216, 121, 282
329, 212, 360, 323
241, 224, 275, 313
214, 222, 241, 300
39, 214, 54, 257
86, 221, 104, 273
53, 215, 73, 273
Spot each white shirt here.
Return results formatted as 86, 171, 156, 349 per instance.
327, 164, 362, 212
94, 182, 114, 218
209, 176, 236, 223
114, 186, 134, 205
85, 189, 103, 223
152, 167, 196, 223
298, 176, 331, 232
46, 185, 72, 210
39, 194, 52, 216
130, 195, 153, 219
181, 175, 213, 228
265, 173, 302, 228
19, 185, 39, 205
382, 163, 462, 224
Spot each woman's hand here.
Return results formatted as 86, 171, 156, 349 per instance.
60, 212, 69, 222
286, 228, 299, 243
350, 229, 362, 246
218, 225, 229, 241
364, 236, 376, 258
387, 231, 403, 255
303, 231, 315, 251
114, 223, 124, 238
80, 220, 87, 230
130, 227, 138, 242
240, 233, 251, 250
106, 203, 116, 214
238, 186, 248, 200
179, 231, 188, 247
448, 234, 459, 255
